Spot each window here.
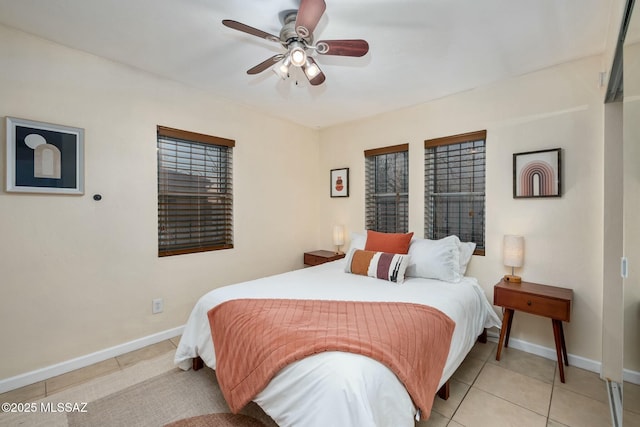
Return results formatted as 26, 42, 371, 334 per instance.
365, 144, 409, 233
424, 131, 486, 254
157, 126, 234, 257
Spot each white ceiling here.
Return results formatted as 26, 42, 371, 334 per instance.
0, 0, 614, 129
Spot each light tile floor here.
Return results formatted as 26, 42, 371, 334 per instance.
419, 342, 640, 427
1, 337, 639, 427
430, 343, 553, 426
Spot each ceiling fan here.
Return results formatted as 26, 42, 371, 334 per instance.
222, 0, 369, 86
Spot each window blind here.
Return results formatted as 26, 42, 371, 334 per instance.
425, 131, 486, 254
157, 126, 234, 257
365, 144, 409, 233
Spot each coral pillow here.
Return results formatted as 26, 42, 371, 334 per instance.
345, 249, 410, 283
364, 230, 414, 254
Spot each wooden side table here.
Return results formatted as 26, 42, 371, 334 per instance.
303, 250, 345, 266
494, 279, 573, 382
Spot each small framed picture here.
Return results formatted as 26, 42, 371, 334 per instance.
6, 117, 84, 194
330, 168, 349, 197
513, 148, 561, 198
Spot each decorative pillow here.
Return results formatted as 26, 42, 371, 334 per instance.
405, 236, 461, 282
345, 249, 410, 284
364, 230, 414, 254
458, 240, 476, 275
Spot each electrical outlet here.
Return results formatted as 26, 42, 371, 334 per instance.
152, 298, 163, 314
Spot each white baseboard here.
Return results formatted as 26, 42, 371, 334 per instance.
486, 331, 640, 385
624, 368, 640, 385
0, 326, 184, 394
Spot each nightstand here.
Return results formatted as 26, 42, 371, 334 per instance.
303, 250, 345, 266
494, 279, 573, 382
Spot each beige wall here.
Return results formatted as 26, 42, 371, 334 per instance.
317, 55, 606, 363
0, 24, 321, 379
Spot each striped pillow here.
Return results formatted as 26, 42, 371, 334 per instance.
345, 249, 410, 283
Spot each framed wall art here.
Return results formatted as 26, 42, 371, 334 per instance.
330, 167, 349, 197
513, 148, 561, 198
6, 117, 84, 194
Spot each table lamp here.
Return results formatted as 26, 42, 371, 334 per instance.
503, 235, 524, 283
333, 225, 345, 254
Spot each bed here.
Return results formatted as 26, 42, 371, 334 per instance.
175, 233, 501, 426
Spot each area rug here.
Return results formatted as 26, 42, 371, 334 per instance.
164, 413, 266, 427
67, 368, 277, 427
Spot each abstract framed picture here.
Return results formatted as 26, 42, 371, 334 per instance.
6, 117, 84, 194
330, 167, 349, 197
513, 148, 561, 198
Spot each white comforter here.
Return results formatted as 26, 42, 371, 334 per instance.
175, 259, 500, 427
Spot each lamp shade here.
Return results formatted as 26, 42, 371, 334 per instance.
289, 42, 307, 67
333, 225, 345, 246
273, 55, 291, 80
503, 235, 524, 268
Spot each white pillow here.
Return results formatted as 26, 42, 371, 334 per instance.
347, 231, 366, 253
458, 240, 476, 275
405, 236, 461, 282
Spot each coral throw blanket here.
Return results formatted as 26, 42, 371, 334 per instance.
208, 298, 455, 418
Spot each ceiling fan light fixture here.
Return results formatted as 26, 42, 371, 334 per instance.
273, 55, 291, 79
303, 58, 320, 78
289, 41, 307, 67
279, 54, 291, 73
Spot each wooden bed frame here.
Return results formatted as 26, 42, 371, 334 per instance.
191, 328, 488, 403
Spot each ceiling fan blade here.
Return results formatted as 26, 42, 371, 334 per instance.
247, 55, 284, 75
303, 57, 326, 86
222, 20, 280, 43
316, 39, 369, 57
295, 0, 326, 38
